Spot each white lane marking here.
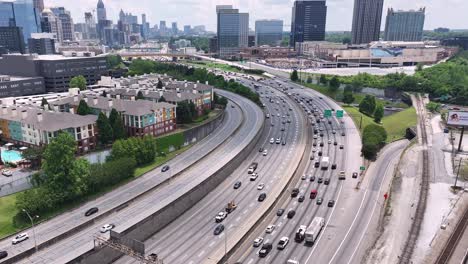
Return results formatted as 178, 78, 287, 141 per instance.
235, 216, 241, 222
208, 241, 215, 247
197, 250, 205, 257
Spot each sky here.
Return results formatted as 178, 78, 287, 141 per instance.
44, 0, 468, 32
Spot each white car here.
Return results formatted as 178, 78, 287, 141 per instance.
270, 138, 275, 144
262, 150, 268, 156
265, 224, 276, 233
2, 169, 12, 177
215, 212, 228, 223
277, 236, 289, 250
12, 233, 29, 244
328, 140, 332, 144
257, 183, 265, 190
313, 135, 318, 139
301, 174, 307, 180
332, 130, 336, 134
100, 224, 115, 233
277, 113, 280, 117
312, 148, 317, 152
253, 237, 264, 247
250, 173, 259, 181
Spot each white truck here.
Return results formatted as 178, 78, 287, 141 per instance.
305, 217, 325, 244
320, 157, 330, 170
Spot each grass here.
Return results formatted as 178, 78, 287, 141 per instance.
343, 106, 376, 133
183, 61, 242, 73
134, 145, 193, 177
0, 193, 19, 238
383, 107, 417, 143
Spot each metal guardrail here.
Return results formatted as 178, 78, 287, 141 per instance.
398, 94, 430, 264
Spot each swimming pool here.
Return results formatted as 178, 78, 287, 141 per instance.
1, 148, 23, 163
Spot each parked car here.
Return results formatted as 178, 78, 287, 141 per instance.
12, 233, 28, 245
161, 165, 170, 172
100, 224, 115, 233
2, 169, 12, 177
214, 224, 225, 235
85, 207, 99, 217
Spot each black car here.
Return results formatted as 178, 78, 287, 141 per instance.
298, 195, 305, 202
317, 177, 323, 183
342, 132, 346, 136
324, 178, 330, 185
316, 198, 323, 205
214, 224, 225, 235
258, 243, 272, 257
320, 142, 324, 147
340, 145, 344, 150
234, 181, 242, 189
0, 251, 7, 260
331, 164, 337, 170
287, 209, 296, 219
352, 172, 359, 178
310, 175, 316, 182
328, 120, 332, 125
259, 147, 264, 152
282, 140, 286, 146
85, 207, 99, 217
161, 165, 170, 172
291, 188, 300, 197
258, 193, 267, 202
318, 151, 323, 157
277, 209, 285, 216
320, 133, 324, 137
314, 162, 320, 168
334, 141, 338, 146
313, 142, 317, 147
328, 200, 335, 207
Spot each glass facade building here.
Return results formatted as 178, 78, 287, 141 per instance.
255, 20, 283, 47
12, 0, 42, 44
351, 0, 384, 44
290, 0, 327, 48
216, 5, 248, 59
0, 2, 16, 27
384, 8, 425, 42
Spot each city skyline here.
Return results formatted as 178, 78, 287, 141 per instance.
43, 0, 467, 32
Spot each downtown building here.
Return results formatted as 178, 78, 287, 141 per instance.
351, 0, 384, 44
290, 0, 327, 49
384, 8, 425, 42
255, 20, 283, 47
216, 5, 249, 59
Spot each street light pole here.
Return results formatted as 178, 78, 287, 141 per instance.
22, 209, 39, 253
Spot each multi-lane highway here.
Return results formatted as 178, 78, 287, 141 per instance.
0, 90, 262, 264
114, 80, 308, 264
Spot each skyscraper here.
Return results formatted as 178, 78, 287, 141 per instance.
51, 7, 74, 41
33, 0, 43, 12
84, 12, 97, 39
216, 5, 249, 59
290, 0, 327, 48
351, 0, 384, 44
172, 22, 178, 35
384, 8, 425, 41
41, 8, 63, 43
97, 0, 106, 21
6, 0, 42, 44
255, 20, 283, 46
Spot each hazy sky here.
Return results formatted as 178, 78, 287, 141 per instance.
44, 0, 467, 31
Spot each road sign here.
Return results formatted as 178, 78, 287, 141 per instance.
360, 166, 366, 171
324, 110, 332, 118
336, 110, 344, 118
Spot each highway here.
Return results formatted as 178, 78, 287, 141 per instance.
0, 91, 260, 264
114, 80, 308, 264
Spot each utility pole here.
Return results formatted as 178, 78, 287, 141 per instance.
458, 127, 465, 152
454, 158, 462, 188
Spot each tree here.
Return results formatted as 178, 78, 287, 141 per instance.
329, 76, 340, 92
112, 114, 126, 140
97, 112, 113, 145
157, 78, 163, 89
41, 98, 49, 109
176, 101, 193, 124
342, 37, 352, 45
69, 75, 87, 90
77, 99, 92, 115
102, 90, 107, 97
361, 124, 387, 160
106, 54, 123, 69
108, 108, 119, 126
159, 96, 166, 102
359, 95, 377, 116
21, 146, 45, 169
136, 91, 145, 100
342, 85, 355, 105
319, 74, 328, 85
188, 101, 197, 118
306, 76, 313, 84
374, 104, 384, 123
426, 102, 441, 113
290, 70, 299, 82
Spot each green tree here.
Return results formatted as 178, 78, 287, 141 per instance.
319, 74, 328, 85
374, 104, 384, 123
112, 114, 126, 140
77, 99, 92, 115
136, 91, 145, 100
159, 96, 167, 102
188, 101, 197, 118
97, 112, 113, 145
359, 95, 377, 116
41, 98, 49, 109
329, 76, 340, 92
106, 54, 123, 69
21, 146, 45, 169
306, 76, 313, 84
69, 75, 87, 90
342, 85, 355, 105
157, 79, 163, 89
361, 124, 387, 160
426, 102, 441, 113
290, 70, 299, 82
108, 108, 118, 126
102, 90, 107, 97
176, 101, 193, 124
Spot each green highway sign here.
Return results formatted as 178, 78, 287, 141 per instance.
360, 166, 366, 171
336, 110, 344, 118
324, 110, 332, 118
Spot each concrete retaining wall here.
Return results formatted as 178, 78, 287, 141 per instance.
183, 111, 225, 145
68, 115, 265, 264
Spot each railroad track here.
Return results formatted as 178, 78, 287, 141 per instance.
435, 202, 468, 264
398, 94, 430, 264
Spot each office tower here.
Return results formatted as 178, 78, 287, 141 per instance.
172, 22, 178, 35
33, 0, 43, 12
97, 0, 106, 21
85, 12, 97, 39
0, 1, 16, 27
141, 14, 149, 39
0, 27, 25, 53
28, 33, 56, 54
384, 8, 425, 41
290, 0, 327, 48
351, 0, 384, 44
51, 7, 74, 41
6, 0, 42, 44
184, 25, 191, 35
41, 8, 63, 43
255, 19, 283, 46
216, 5, 249, 58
